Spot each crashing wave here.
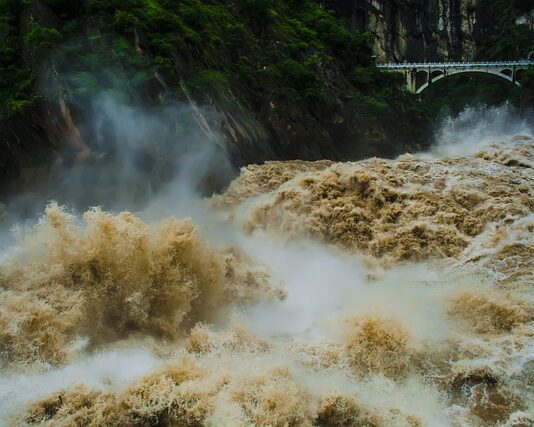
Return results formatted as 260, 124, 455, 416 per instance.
1, 133, 534, 426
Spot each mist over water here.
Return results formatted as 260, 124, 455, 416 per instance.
1, 104, 534, 426
2, 93, 233, 228
431, 104, 533, 157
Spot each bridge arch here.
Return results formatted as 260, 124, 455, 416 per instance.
415, 70, 428, 90
501, 68, 513, 77
377, 60, 533, 94
415, 69, 518, 94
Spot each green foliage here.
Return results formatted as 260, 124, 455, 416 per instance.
85, 0, 142, 14
238, 0, 276, 29
0, 2, 35, 115
23, 22, 61, 52
7, 98, 32, 112
350, 66, 375, 87
113, 10, 139, 32
266, 57, 322, 101
420, 74, 519, 120
349, 91, 387, 116
188, 69, 230, 92
64, 71, 99, 96
58, 33, 154, 100
0, 0, 408, 127
520, 68, 534, 91
65, 0, 378, 107
305, 6, 355, 54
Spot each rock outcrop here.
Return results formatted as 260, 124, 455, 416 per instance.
324, 0, 477, 61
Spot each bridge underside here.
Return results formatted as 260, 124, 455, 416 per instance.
405, 67, 523, 94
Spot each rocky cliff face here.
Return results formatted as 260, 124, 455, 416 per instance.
0, 0, 430, 203
326, 0, 479, 62
2, 0, 530, 204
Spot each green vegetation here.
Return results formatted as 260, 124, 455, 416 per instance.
420, 75, 520, 119
23, 22, 61, 52
0, 0, 34, 115
0, 0, 412, 127
0, 0, 532, 120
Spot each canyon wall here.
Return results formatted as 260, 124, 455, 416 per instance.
325, 0, 529, 62
0, 0, 430, 201
1, 0, 532, 201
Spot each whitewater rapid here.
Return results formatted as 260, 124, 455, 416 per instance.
1, 107, 533, 426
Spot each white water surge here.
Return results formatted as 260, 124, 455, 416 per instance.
0, 106, 533, 426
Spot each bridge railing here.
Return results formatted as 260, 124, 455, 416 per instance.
377, 60, 534, 69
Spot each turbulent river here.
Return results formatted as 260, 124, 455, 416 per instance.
0, 106, 533, 426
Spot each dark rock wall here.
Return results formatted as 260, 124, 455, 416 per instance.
325, 0, 478, 62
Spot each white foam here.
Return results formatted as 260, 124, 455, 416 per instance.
0, 348, 161, 426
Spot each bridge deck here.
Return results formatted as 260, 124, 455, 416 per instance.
377, 60, 534, 69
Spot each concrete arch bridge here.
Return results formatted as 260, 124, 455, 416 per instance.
377, 60, 534, 94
